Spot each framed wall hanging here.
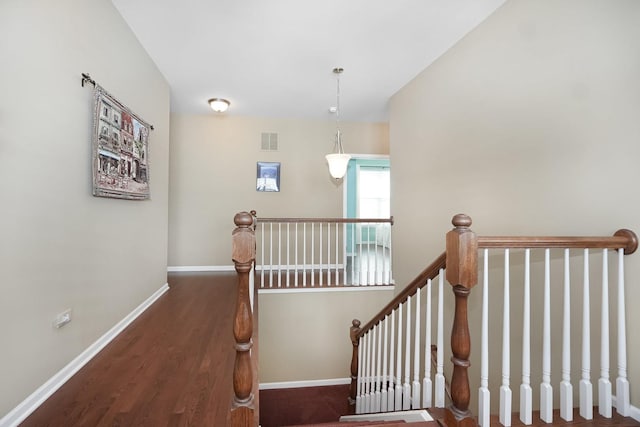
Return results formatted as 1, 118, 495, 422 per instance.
91, 85, 151, 200
256, 162, 280, 192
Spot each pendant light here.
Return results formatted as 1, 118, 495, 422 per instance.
325, 67, 351, 179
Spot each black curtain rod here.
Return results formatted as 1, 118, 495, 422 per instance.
81, 73, 155, 130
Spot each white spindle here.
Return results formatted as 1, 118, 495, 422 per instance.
412, 289, 421, 409
356, 334, 363, 413
381, 315, 389, 412
371, 327, 378, 412
423, 279, 433, 409
389, 308, 396, 410
479, 249, 490, 427
326, 223, 331, 286
435, 270, 445, 407
560, 248, 573, 421
365, 330, 371, 413
367, 223, 372, 285
335, 223, 340, 285
616, 248, 630, 416
269, 222, 274, 288
500, 249, 512, 427
277, 223, 282, 287
403, 296, 411, 410
358, 225, 364, 286
260, 223, 265, 288
540, 248, 553, 423
375, 323, 382, 412
580, 248, 593, 419
303, 223, 307, 287
351, 223, 356, 285
319, 223, 323, 287
286, 223, 290, 287
599, 248, 612, 418
294, 223, 298, 287
520, 248, 532, 425
395, 304, 403, 410
311, 223, 315, 287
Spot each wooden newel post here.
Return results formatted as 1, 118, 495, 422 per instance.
349, 319, 362, 405
444, 214, 478, 427
231, 211, 256, 427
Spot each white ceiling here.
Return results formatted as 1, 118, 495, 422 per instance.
111, 0, 505, 122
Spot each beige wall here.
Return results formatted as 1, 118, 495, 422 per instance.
168, 114, 388, 266
391, 0, 640, 411
0, 0, 170, 417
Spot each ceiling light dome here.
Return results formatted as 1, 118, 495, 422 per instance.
208, 98, 230, 113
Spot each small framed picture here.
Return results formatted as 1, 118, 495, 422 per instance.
256, 162, 280, 192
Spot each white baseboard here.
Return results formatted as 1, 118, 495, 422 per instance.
168, 265, 234, 272
259, 377, 350, 390
630, 405, 640, 422
0, 283, 170, 427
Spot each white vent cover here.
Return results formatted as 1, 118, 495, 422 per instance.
261, 132, 278, 151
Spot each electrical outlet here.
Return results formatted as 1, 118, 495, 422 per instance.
53, 309, 72, 329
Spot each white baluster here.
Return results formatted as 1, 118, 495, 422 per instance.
375, 323, 383, 412
311, 223, 315, 287
520, 248, 532, 425
303, 223, 307, 287
327, 222, 331, 286
540, 248, 553, 423
395, 303, 403, 410
358, 225, 364, 286
319, 223, 323, 287
294, 223, 298, 287
435, 270, 445, 408
371, 327, 379, 412
412, 289, 421, 409
365, 331, 371, 413
479, 249, 490, 427
286, 223, 290, 287
351, 223, 356, 285
500, 249, 512, 427
356, 334, 363, 414
278, 223, 282, 287
560, 248, 573, 421
403, 296, 411, 410
260, 223, 265, 288
423, 279, 433, 409
599, 248, 612, 418
389, 308, 396, 410
367, 222, 372, 285
580, 248, 593, 420
616, 248, 630, 416
335, 223, 340, 285
269, 222, 274, 288
381, 315, 389, 412
388, 225, 393, 285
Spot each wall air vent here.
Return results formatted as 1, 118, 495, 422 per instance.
261, 132, 278, 151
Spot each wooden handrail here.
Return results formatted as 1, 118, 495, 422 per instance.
253, 215, 394, 225
478, 230, 638, 254
355, 251, 446, 340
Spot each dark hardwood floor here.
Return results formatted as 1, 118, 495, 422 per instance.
21, 272, 239, 427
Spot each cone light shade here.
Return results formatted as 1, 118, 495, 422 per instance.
326, 152, 350, 179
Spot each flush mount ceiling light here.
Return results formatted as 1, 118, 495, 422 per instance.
208, 98, 230, 113
325, 67, 351, 180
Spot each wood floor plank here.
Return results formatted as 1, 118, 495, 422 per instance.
21, 272, 238, 427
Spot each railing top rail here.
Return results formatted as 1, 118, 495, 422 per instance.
355, 251, 446, 339
254, 216, 394, 225
478, 229, 637, 254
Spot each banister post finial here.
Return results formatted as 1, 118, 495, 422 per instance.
452, 213, 472, 228
349, 319, 362, 405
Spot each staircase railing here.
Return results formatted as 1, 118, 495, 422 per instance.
252, 210, 394, 288
350, 214, 638, 427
